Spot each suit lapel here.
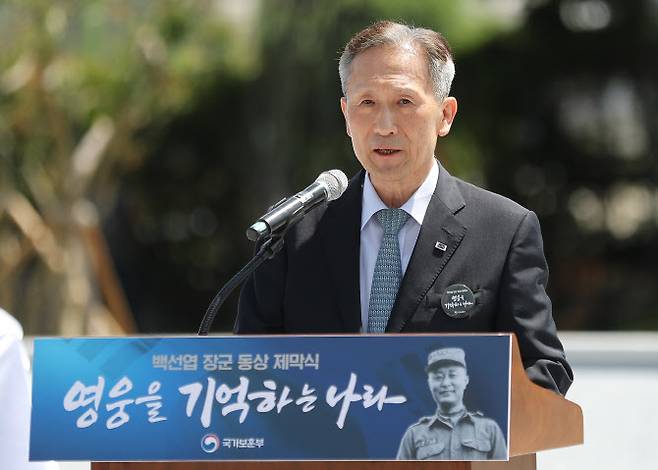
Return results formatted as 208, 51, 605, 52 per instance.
319, 171, 363, 332
386, 163, 467, 332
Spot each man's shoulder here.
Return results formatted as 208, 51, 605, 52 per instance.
453, 176, 529, 217
445, 173, 534, 231
404, 414, 435, 434
467, 411, 503, 431
415, 414, 435, 425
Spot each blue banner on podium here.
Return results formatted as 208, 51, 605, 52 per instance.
30, 334, 510, 461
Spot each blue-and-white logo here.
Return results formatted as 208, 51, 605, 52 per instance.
201, 433, 220, 453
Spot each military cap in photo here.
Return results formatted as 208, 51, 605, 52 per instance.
426, 347, 467, 371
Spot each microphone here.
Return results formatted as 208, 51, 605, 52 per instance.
246, 169, 348, 241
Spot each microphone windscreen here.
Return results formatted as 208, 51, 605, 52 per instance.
316, 169, 348, 201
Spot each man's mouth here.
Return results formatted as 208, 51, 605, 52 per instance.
373, 148, 401, 156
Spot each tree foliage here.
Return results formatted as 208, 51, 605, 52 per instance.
0, 0, 255, 333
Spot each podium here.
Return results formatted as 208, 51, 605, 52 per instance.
90, 335, 582, 470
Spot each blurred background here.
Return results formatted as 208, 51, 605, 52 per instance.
1, 0, 657, 468
3, 0, 658, 336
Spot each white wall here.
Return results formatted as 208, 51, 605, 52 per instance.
539, 332, 658, 469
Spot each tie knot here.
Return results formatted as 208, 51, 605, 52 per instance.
376, 208, 410, 235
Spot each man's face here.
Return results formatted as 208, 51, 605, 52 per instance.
427, 364, 469, 409
340, 44, 456, 196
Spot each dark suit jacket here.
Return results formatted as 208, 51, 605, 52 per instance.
235, 164, 573, 395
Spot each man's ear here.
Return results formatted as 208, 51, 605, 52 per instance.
340, 97, 351, 137
437, 97, 458, 137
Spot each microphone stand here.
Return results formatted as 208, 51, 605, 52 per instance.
197, 198, 311, 335
197, 234, 285, 336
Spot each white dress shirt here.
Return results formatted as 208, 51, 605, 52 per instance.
360, 160, 439, 331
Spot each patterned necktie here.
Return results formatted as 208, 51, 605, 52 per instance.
367, 208, 410, 333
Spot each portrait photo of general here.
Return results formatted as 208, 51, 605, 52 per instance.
397, 347, 508, 461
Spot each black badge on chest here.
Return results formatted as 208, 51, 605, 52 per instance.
441, 284, 475, 319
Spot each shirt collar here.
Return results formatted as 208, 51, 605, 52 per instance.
426, 409, 483, 428
361, 159, 438, 230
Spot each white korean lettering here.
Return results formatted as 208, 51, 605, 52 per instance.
326, 373, 361, 429
216, 376, 249, 423
135, 381, 167, 423
62, 377, 105, 429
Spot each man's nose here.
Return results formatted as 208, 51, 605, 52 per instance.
373, 107, 397, 136
438, 376, 452, 386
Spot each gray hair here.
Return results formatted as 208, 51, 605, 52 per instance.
338, 21, 455, 102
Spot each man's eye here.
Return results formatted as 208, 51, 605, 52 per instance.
360, 99, 374, 105
399, 98, 412, 105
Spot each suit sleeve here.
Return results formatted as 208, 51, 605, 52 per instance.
495, 211, 574, 395
234, 241, 287, 334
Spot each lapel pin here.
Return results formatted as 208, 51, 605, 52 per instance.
434, 241, 448, 252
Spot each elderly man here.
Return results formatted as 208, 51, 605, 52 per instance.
235, 21, 572, 396
397, 348, 507, 460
